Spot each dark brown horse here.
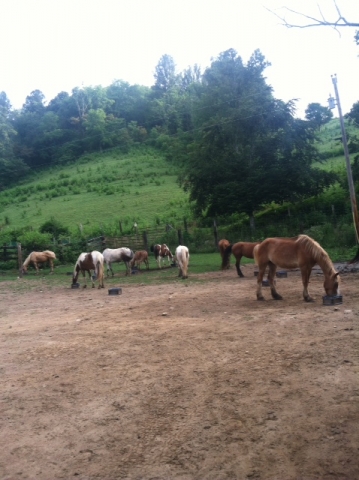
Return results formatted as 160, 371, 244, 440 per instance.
254, 235, 340, 302
218, 239, 231, 269
222, 241, 260, 277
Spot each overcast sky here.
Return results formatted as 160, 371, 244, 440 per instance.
1, 0, 358, 118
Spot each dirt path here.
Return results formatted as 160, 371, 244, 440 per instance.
1, 265, 359, 479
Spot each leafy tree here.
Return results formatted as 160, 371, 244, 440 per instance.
347, 101, 359, 124
305, 103, 333, 130
152, 54, 177, 97
0, 92, 29, 187
39, 217, 69, 238
22, 90, 46, 114
177, 49, 336, 222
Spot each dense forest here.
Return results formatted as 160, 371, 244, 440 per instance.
1, 48, 359, 226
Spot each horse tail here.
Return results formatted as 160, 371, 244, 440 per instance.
221, 244, 232, 270
253, 244, 260, 265
44, 250, 56, 259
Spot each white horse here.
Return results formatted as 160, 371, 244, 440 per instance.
72, 251, 104, 288
102, 247, 134, 276
175, 245, 190, 279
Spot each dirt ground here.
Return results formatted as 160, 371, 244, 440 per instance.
1, 263, 359, 480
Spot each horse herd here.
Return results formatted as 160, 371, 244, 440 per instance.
21, 234, 341, 302
21, 243, 190, 289
219, 235, 340, 302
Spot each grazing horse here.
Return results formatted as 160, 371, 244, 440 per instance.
150, 243, 173, 268
102, 247, 134, 276
218, 239, 231, 270
72, 251, 105, 289
222, 242, 260, 277
130, 250, 149, 270
175, 245, 190, 279
254, 234, 340, 302
22, 250, 56, 274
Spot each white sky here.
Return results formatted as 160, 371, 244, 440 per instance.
1, 0, 358, 118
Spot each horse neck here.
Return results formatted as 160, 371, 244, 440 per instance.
316, 254, 336, 277
23, 253, 32, 267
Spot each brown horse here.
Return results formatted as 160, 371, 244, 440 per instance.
254, 235, 340, 302
22, 250, 56, 274
222, 241, 260, 277
72, 251, 105, 289
218, 239, 231, 269
130, 250, 149, 270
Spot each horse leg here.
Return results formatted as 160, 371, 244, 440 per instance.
236, 256, 244, 277
300, 266, 314, 302
82, 271, 87, 288
268, 263, 282, 300
145, 259, 149, 270
256, 264, 267, 300
34, 261, 39, 274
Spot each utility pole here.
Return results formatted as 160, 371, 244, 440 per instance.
328, 74, 359, 260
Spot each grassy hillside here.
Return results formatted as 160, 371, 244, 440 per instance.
0, 147, 191, 237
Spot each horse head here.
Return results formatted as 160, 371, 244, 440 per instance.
323, 271, 340, 296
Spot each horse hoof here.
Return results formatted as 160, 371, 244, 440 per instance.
257, 296, 265, 301
304, 297, 314, 303
274, 296, 283, 300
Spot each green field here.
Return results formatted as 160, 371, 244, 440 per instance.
0, 147, 190, 236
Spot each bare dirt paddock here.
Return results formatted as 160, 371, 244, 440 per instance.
1, 265, 359, 480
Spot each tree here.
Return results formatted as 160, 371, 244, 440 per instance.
347, 101, 359, 124
305, 103, 333, 130
177, 49, 336, 222
22, 90, 46, 114
267, 1, 358, 30
0, 91, 29, 188
152, 54, 177, 97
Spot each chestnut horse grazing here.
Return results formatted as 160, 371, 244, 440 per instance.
130, 250, 149, 270
222, 242, 260, 277
218, 239, 231, 270
22, 250, 56, 274
254, 235, 340, 302
175, 245, 189, 279
72, 251, 105, 288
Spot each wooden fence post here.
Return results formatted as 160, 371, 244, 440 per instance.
213, 219, 219, 250
17, 243, 23, 278
178, 229, 183, 245
143, 231, 149, 252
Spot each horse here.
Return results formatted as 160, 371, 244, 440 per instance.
130, 250, 149, 270
222, 241, 260, 277
102, 247, 134, 276
254, 234, 340, 302
218, 239, 231, 270
150, 243, 174, 268
175, 245, 190, 279
22, 250, 56, 274
72, 251, 105, 289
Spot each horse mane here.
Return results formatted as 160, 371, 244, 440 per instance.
296, 235, 334, 269
23, 252, 33, 267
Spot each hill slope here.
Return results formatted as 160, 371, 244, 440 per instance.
0, 147, 190, 236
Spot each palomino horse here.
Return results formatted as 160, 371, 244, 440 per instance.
218, 239, 231, 270
22, 250, 56, 274
254, 234, 340, 302
72, 251, 104, 289
130, 250, 149, 270
151, 244, 174, 268
222, 242, 260, 277
102, 247, 134, 276
175, 245, 190, 279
